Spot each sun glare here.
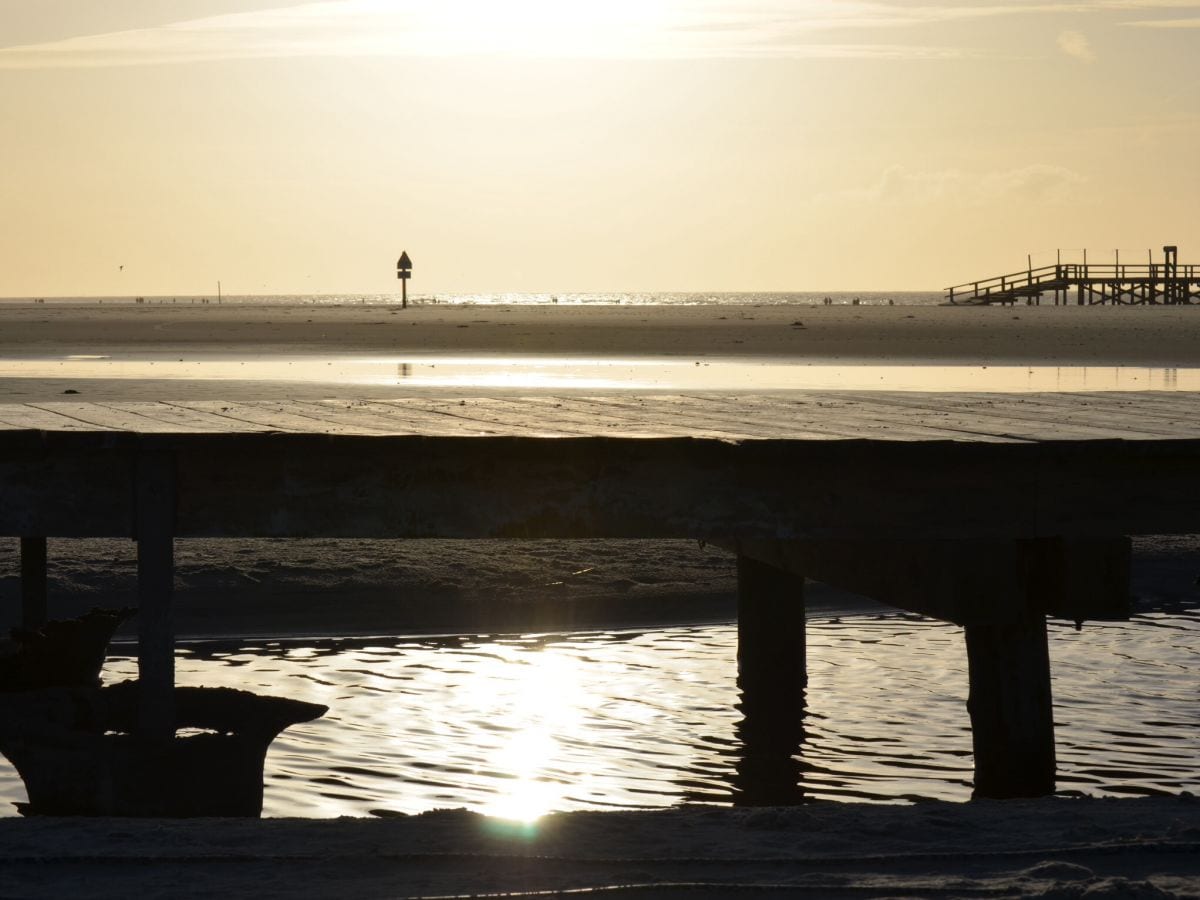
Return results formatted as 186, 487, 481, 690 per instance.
476, 650, 585, 824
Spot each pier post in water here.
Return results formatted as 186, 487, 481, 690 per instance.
135, 450, 177, 741
735, 555, 807, 804
19, 536, 48, 629
964, 617, 1056, 799
737, 554, 807, 714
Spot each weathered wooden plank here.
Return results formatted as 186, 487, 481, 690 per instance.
1068, 392, 1200, 428
347, 399, 574, 436
395, 396, 642, 437
107, 402, 278, 433
427, 397, 654, 437
814, 393, 1135, 441
947, 391, 1200, 435
535, 395, 824, 440
0, 405, 98, 431
494, 396, 753, 439
681, 394, 1027, 443
285, 400, 469, 435
166, 401, 386, 435
953, 393, 1200, 438
828, 392, 1190, 441
21, 402, 180, 433
6, 392, 1200, 440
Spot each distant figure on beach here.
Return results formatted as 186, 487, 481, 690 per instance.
823, 296, 832, 306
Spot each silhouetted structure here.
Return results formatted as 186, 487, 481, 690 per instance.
0, 602, 325, 816
397, 251, 412, 309
3, 394, 1200, 802
947, 245, 1199, 306
0, 683, 326, 816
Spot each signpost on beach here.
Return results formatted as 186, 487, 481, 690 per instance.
397, 251, 412, 309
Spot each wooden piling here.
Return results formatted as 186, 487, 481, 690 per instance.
964, 618, 1056, 799
135, 451, 177, 741
19, 536, 47, 629
735, 555, 807, 804
736, 555, 806, 715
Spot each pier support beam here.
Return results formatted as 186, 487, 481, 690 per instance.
135, 451, 177, 741
964, 618, 1056, 799
19, 537, 47, 629
737, 554, 806, 715
734, 555, 806, 805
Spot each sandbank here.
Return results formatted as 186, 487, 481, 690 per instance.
2, 301, 1200, 366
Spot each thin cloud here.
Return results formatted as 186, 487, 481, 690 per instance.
826, 164, 1087, 207
1057, 29, 1096, 59
2, 0, 1198, 68
0, 1, 982, 68
1121, 15, 1200, 24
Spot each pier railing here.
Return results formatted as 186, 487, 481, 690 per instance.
946, 262, 1200, 305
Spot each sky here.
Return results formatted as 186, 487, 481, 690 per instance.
1, 0, 1198, 296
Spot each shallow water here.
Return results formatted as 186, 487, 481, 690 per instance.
3, 609, 1192, 819
2, 355, 1198, 392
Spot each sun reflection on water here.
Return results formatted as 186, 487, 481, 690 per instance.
474, 649, 585, 824
0, 354, 1197, 392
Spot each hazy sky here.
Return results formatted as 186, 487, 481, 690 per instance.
1, 0, 1197, 296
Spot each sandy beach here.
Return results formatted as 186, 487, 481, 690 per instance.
3, 301, 1200, 368
2, 300, 1198, 899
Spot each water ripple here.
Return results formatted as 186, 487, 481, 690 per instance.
0, 610, 1195, 818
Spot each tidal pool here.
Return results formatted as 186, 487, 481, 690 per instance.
2, 610, 1191, 820
1, 354, 1198, 392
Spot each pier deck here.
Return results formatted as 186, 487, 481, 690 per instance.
947, 262, 1200, 306
3, 392, 1200, 800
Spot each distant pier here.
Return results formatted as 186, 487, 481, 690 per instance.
947, 245, 1199, 306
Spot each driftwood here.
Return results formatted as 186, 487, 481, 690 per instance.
0, 608, 134, 691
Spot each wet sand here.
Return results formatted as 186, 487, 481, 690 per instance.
3, 301, 1200, 367
1, 797, 1196, 898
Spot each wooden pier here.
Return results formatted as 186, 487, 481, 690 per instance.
947, 246, 1200, 306
4, 393, 1200, 802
